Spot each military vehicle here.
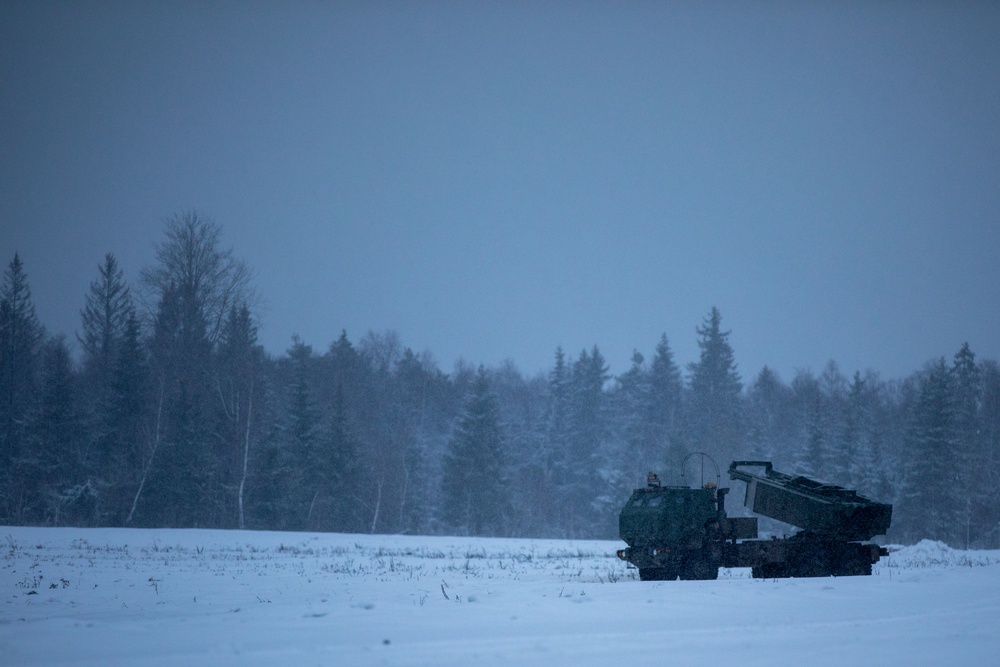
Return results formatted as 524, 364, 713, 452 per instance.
616, 459, 892, 580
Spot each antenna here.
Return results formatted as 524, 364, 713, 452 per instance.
680, 451, 721, 489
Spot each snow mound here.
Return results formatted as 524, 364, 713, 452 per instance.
887, 539, 1000, 569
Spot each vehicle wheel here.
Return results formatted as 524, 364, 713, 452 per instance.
639, 567, 678, 581
831, 551, 873, 577
844, 562, 872, 576
680, 558, 718, 581
752, 563, 788, 579
790, 545, 833, 578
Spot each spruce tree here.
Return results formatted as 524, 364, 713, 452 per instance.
320, 331, 368, 532
790, 370, 824, 477
394, 347, 455, 535
286, 336, 319, 528
976, 361, 1000, 547
615, 350, 651, 487
854, 371, 894, 504
489, 359, 549, 537
78, 254, 138, 524
819, 361, 849, 482
27, 337, 85, 524
535, 347, 572, 535
140, 381, 213, 527
106, 305, 149, 525
79, 254, 132, 399
951, 343, 981, 547
324, 383, 365, 532
0, 254, 45, 522
841, 371, 868, 490
441, 366, 507, 536
745, 366, 793, 465
900, 359, 958, 544
648, 334, 684, 480
566, 346, 608, 537
686, 307, 743, 467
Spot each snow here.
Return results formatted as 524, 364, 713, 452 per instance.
2, 528, 998, 666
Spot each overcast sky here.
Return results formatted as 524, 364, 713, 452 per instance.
3, 2, 999, 382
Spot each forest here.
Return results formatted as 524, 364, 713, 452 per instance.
2, 213, 998, 548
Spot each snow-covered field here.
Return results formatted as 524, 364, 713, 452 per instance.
2, 527, 998, 666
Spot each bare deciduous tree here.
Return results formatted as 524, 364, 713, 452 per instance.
140, 212, 255, 345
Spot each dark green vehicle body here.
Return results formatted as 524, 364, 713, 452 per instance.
618, 486, 722, 580
619, 486, 717, 549
617, 461, 892, 581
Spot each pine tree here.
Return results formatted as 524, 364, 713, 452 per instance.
854, 371, 895, 504
324, 383, 365, 532
790, 370, 824, 477
839, 370, 893, 498
842, 371, 869, 490
686, 307, 743, 467
286, 335, 319, 528
546, 348, 572, 475
299, 333, 372, 533
441, 366, 507, 536
951, 343, 981, 547
745, 366, 793, 465
321, 331, 368, 532
976, 361, 1000, 547
566, 346, 609, 537
140, 380, 213, 527
393, 347, 455, 534
0, 254, 45, 522
648, 334, 685, 481
533, 347, 572, 535
105, 305, 149, 525
22, 337, 85, 524
899, 359, 958, 544
77, 254, 139, 524
820, 361, 849, 482
615, 350, 651, 487
499, 361, 552, 537
78, 254, 132, 399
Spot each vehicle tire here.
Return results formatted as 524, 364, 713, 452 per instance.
845, 562, 872, 576
639, 567, 678, 581
680, 558, 718, 581
752, 563, 788, 579
790, 543, 833, 578
830, 548, 873, 577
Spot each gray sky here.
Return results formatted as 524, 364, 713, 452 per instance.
3, 2, 999, 382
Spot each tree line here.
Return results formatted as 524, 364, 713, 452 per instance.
2, 213, 998, 547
